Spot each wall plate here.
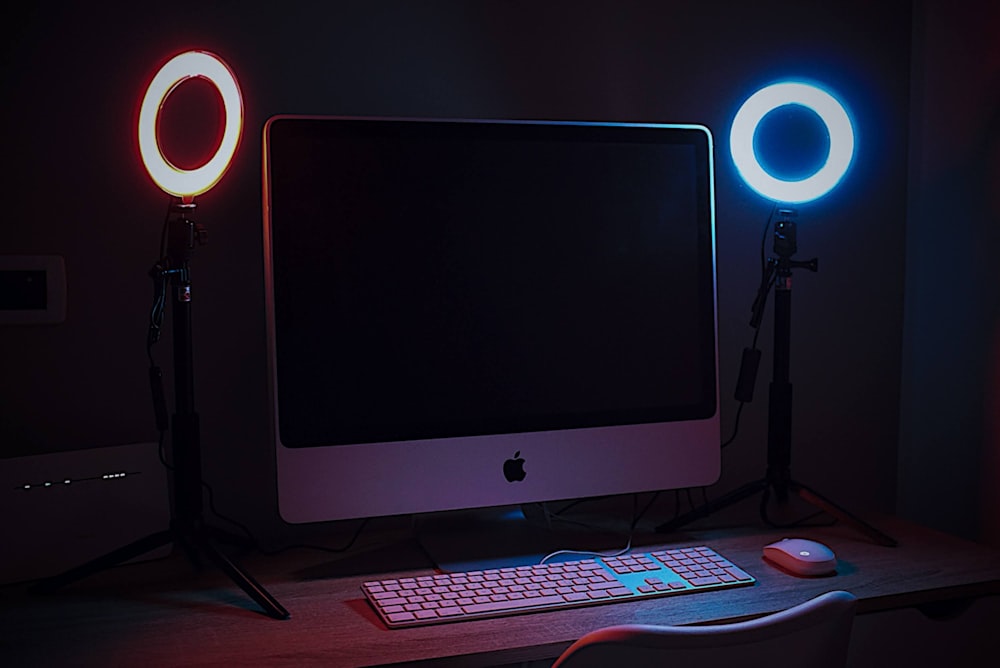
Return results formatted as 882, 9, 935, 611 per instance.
0, 255, 67, 325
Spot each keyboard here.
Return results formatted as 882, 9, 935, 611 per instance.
362, 545, 756, 628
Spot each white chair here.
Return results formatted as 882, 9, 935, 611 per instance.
552, 590, 857, 668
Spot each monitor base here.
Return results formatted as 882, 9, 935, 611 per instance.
416, 504, 631, 572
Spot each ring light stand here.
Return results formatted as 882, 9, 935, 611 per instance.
658, 213, 896, 546
657, 82, 895, 546
34, 52, 288, 619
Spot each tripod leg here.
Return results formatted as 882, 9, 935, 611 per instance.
31, 530, 174, 593
193, 533, 289, 620
791, 481, 897, 547
656, 479, 769, 534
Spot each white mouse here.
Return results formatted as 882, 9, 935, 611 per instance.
763, 537, 837, 577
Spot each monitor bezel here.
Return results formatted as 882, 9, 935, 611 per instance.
262, 116, 721, 524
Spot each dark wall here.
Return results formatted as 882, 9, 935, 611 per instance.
900, 1, 1000, 545
1, 1, 913, 540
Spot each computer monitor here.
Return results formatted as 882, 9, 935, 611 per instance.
263, 117, 720, 525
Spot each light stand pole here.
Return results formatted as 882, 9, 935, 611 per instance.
168, 204, 204, 548
162, 204, 289, 618
34, 203, 288, 619
658, 215, 896, 547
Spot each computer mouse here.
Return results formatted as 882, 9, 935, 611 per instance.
763, 537, 837, 577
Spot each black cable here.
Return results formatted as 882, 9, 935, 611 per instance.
722, 206, 780, 451
760, 204, 777, 275
146, 197, 174, 362
630, 491, 660, 531
720, 401, 745, 449
265, 519, 373, 556
540, 492, 655, 532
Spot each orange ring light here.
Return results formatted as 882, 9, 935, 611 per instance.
138, 51, 243, 199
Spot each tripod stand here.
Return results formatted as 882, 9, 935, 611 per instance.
657, 215, 896, 547
33, 202, 289, 619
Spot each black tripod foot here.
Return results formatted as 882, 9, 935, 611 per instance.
790, 481, 896, 547
31, 526, 289, 620
192, 531, 289, 619
31, 530, 174, 594
655, 478, 768, 534
656, 477, 896, 548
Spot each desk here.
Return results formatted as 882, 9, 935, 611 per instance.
2, 516, 998, 667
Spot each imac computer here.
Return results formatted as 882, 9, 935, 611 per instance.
262, 117, 720, 527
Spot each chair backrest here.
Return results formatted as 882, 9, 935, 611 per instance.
552, 590, 857, 668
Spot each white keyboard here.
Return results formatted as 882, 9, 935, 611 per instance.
362, 545, 755, 628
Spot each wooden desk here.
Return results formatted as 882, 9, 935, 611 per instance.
2, 516, 998, 667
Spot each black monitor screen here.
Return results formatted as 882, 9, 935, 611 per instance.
265, 118, 717, 450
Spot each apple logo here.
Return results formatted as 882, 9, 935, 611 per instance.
503, 451, 527, 482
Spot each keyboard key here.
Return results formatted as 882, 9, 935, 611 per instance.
462, 593, 567, 614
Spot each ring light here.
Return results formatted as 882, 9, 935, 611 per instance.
138, 51, 243, 199
730, 81, 855, 204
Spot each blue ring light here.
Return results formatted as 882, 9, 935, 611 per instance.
730, 81, 855, 204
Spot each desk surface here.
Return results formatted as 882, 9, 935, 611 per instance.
2, 515, 999, 667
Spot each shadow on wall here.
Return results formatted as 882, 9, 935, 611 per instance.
899, 2, 1000, 547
